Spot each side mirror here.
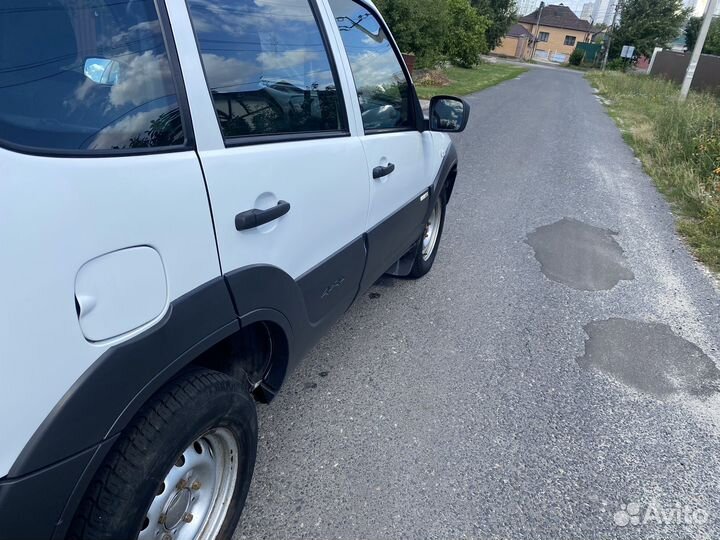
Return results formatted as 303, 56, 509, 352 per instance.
84, 57, 122, 85
428, 96, 470, 132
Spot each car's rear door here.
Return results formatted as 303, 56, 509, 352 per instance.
0, 0, 219, 480
323, 0, 436, 288
167, 0, 370, 329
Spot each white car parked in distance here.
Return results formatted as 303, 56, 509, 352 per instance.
0, 1, 468, 539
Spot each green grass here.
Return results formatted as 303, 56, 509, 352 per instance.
414, 64, 527, 100
587, 71, 720, 273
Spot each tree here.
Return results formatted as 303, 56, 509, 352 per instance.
610, 0, 690, 58
471, 0, 518, 50
374, 0, 449, 68
701, 18, 720, 55
683, 16, 720, 55
685, 16, 702, 51
444, 0, 491, 66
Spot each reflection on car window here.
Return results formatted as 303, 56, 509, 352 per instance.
0, 0, 183, 151
327, 0, 411, 132
187, 0, 345, 139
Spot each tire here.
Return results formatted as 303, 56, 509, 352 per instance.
68, 368, 258, 540
408, 194, 446, 279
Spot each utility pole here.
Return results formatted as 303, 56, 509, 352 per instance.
680, 0, 719, 100
530, 1, 545, 60
601, 0, 623, 70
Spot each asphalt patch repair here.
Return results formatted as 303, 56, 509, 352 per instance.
577, 318, 720, 398
526, 218, 634, 291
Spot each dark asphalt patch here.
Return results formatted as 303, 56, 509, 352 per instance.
526, 218, 634, 291
577, 318, 720, 398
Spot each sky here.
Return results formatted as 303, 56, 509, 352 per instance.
692, 0, 720, 16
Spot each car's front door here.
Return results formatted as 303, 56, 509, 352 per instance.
324, 0, 436, 288
168, 0, 370, 330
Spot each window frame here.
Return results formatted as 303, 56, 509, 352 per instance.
328, 0, 425, 136
564, 35, 576, 46
0, 0, 196, 158
538, 31, 550, 42
186, 0, 351, 148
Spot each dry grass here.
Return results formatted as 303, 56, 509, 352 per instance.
587, 71, 720, 273
414, 64, 527, 100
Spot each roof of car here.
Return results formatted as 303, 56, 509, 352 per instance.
519, 4, 592, 32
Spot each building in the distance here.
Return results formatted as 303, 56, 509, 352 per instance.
519, 4, 592, 62
580, 1, 594, 20
591, 0, 619, 26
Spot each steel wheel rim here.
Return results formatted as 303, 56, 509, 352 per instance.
138, 427, 239, 540
422, 199, 442, 261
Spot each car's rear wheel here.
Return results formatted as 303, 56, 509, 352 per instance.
408, 195, 446, 278
68, 368, 257, 540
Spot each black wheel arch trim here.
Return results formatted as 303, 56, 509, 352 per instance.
9, 240, 368, 480
8, 277, 238, 478
431, 142, 458, 209
1, 253, 364, 539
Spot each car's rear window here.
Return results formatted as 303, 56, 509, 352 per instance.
0, 0, 184, 152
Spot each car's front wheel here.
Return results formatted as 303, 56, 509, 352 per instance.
68, 368, 257, 540
408, 195, 446, 279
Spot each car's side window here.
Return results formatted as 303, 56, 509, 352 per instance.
187, 0, 346, 141
327, 0, 412, 133
0, 0, 185, 152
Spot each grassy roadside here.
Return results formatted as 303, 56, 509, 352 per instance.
414, 64, 527, 100
587, 71, 720, 273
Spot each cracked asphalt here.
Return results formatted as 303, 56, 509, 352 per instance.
234, 66, 720, 539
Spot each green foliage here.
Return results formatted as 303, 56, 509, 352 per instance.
443, 0, 490, 67
611, 0, 689, 58
374, 0, 448, 68
703, 18, 720, 56
606, 58, 628, 71
682, 16, 720, 56
375, 0, 507, 68
685, 16, 702, 51
587, 71, 720, 271
569, 47, 585, 66
471, 0, 518, 50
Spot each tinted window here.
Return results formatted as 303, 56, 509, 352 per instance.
187, 0, 345, 139
0, 0, 184, 151
328, 0, 411, 132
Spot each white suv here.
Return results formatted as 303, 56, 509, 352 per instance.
0, 1, 468, 538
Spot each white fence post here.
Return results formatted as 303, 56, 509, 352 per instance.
647, 47, 662, 74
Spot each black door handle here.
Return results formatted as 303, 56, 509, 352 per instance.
373, 162, 395, 179
235, 200, 291, 231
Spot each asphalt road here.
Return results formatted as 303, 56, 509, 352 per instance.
234, 66, 720, 540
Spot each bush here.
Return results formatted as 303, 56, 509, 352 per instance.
374, 0, 448, 68
375, 0, 491, 69
569, 48, 585, 66
443, 0, 490, 67
606, 58, 628, 71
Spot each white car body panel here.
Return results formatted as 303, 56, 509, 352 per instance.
0, 0, 456, 484
0, 149, 219, 478
167, 0, 371, 281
